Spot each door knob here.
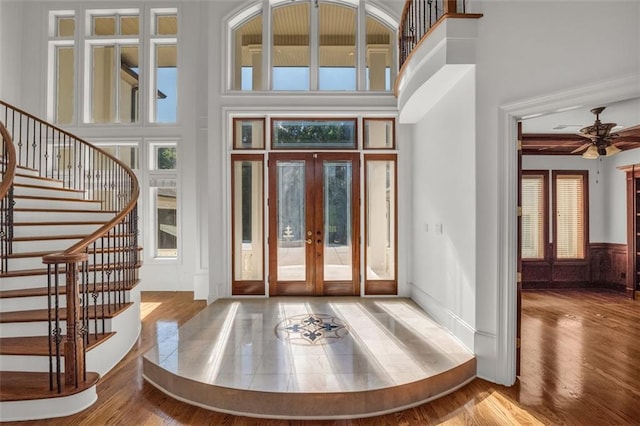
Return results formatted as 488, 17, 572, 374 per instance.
306, 239, 313, 245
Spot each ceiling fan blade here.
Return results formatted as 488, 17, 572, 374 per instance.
570, 142, 592, 154
616, 124, 640, 136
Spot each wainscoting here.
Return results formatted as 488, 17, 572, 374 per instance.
523, 243, 627, 292
588, 243, 627, 292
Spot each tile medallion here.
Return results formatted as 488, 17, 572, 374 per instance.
275, 314, 348, 345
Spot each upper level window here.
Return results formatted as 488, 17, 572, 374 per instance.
49, 7, 178, 125
150, 9, 178, 123
86, 9, 140, 124
49, 11, 76, 124
230, 1, 397, 92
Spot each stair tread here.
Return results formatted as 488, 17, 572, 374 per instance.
14, 221, 106, 226
7, 246, 142, 259
0, 279, 140, 298
14, 195, 100, 203
0, 371, 100, 402
0, 333, 115, 355
12, 234, 89, 242
14, 208, 117, 213
0, 261, 142, 278
15, 172, 64, 184
0, 302, 133, 323
14, 183, 85, 193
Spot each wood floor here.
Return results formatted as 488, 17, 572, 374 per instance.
5, 289, 638, 425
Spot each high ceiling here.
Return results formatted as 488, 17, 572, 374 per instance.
521, 97, 640, 155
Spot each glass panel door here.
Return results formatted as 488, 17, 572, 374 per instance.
269, 153, 359, 296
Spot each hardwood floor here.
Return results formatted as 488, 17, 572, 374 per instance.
5, 289, 638, 425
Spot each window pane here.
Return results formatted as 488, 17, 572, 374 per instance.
156, 15, 177, 35
120, 45, 139, 123
154, 44, 177, 123
319, 3, 355, 91
233, 14, 262, 91
272, 119, 356, 149
55, 46, 74, 125
234, 118, 264, 149
556, 174, 585, 259
366, 15, 393, 91
93, 16, 116, 35
276, 160, 306, 281
154, 187, 177, 257
366, 159, 396, 280
273, 3, 309, 91
364, 118, 394, 149
324, 160, 353, 280
92, 45, 116, 123
233, 159, 264, 281
121, 16, 139, 35
156, 146, 177, 170
272, 67, 309, 91
57, 17, 75, 37
522, 175, 545, 259
94, 145, 139, 170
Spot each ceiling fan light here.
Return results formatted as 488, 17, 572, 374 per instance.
605, 145, 621, 157
582, 145, 599, 159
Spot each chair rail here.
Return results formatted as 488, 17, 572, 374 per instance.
1, 100, 140, 393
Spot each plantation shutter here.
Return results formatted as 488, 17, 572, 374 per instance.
555, 174, 585, 259
521, 175, 545, 259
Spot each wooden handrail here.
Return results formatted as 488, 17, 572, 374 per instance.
0, 122, 16, 200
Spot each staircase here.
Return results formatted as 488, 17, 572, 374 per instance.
0, 101, 142, 422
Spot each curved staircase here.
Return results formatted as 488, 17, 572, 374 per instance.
0, 101, 142, 422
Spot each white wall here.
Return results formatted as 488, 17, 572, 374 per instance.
409, 67, 476, 349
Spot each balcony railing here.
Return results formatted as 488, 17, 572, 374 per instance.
399, 0, 485, 70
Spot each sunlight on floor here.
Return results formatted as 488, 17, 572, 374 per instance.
140, 302, 162, 320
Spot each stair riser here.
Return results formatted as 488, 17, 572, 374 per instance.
11, 235, 134, 252
14, 175, 64, 189
13, 224, 102, 238
15, 211, 115, 222
0, 355, 66, 373
13, 186, 86, 200
13, 198, 102, 210
8, 251, 134, 270
1, 275, 66, 291
0, 291, 130, 313
0, 319, 114, 338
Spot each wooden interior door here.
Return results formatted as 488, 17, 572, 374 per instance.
268, 152, 360, 296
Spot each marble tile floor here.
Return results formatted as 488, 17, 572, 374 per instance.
143, 297, 476, 419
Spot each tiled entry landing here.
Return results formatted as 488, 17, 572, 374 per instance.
142, 297, 476, 419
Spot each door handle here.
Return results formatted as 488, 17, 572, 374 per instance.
306, 239, 313, 245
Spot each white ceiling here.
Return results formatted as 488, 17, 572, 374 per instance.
521, 97, 640, 134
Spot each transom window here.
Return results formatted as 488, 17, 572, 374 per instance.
230, 0, 396, 92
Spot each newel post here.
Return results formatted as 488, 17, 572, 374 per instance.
44, 252, 88, 387
445, 0, 458, 14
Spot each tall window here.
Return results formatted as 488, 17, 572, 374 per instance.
554, 171, 587, 259
521, 171, 547, 260
85, 9, 140, 123
521, 170, 588, 261
230, 1, 396, 92
149, 141, 178, 258
49, 11, 76, 124
150, 9, 178, 123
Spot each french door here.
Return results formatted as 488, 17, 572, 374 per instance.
268, 152, 360, 296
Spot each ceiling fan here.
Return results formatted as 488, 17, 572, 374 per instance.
571, 106, 624, 158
